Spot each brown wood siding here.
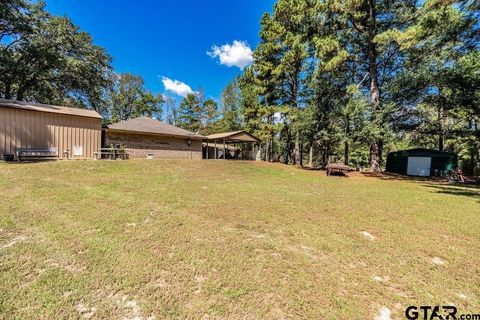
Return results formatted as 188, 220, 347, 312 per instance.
0, 107, 101, 159
0, 108, 5, 153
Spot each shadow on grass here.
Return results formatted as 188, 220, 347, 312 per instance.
300, 166, 325, 171
422, 184, 480, 202
0, 159, 58, 165
359, 172, 480, 202
361, 172, 446, 182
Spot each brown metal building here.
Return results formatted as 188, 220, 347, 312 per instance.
104, 117, 205, 159
0, 99, 102, 159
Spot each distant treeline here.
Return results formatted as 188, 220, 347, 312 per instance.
1, 0, 479, 173
220, 0, 479, 174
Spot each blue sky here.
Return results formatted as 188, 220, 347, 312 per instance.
46, 0, 276, 101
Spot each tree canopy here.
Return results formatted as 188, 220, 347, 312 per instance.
1, 0, 479, 174
0, 0, 163, 123
230, 0, 479, 174
0, 0, 112, 112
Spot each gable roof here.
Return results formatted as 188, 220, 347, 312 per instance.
0, 99, 102, 119
206, 130, 260, 143
106, 117, 205, 139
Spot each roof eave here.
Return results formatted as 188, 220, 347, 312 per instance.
0, 100, 102, 119
105, 128, 205, 140
205, 131, 260, 143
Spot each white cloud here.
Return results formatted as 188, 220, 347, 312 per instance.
161, 77, 194, 97
207, 40, 254, 69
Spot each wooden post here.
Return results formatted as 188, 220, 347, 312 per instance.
223, 139, 226, 160
214, 141, 217, 159
206, 141, 209, 159
300, 141, 303, 167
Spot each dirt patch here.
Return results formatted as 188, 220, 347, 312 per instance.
2, 235, 27, 248
458, 293, 468, 301
374, 306, 391, 320
76, 303, 97, 319
361, 231, 376, 241
431, 256, 446, 265
195, 275, 207, 295
373, 275, 390, 283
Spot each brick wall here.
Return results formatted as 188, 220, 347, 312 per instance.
105, 132, 202, 159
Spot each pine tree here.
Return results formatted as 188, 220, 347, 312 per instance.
201, 98, 219, 135
252, 13, 285, 161
178, 93, 202, 133
311, 0, 418, 171
218, 79, 242, 132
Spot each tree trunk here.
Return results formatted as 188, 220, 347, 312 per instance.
290, 71, 301, 166
270, 137, 274, 162
322, 149, 327, 168
470, 148, 475, 174
16, 87, 25, 101
265, 140, 270, 162
370, 142, 380, 172
322, 144, 330, 168
4, 81, 12, 99
438, 103, 445, 152
344, 119, 350, 165
344, 141, 349, 165
308, 142, 314, 168
378, 139, 384, 168
285, 126, 291, 164
368, 0, 381, 172
299, 140, 303, 167
294, 131, 301, 166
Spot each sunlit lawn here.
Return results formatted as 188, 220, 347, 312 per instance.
0, 160, 479, 319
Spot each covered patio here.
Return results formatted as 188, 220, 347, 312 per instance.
203, 131, 260, 160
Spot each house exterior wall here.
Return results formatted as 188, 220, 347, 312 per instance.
0, 106, 101, 159
105, 132, 202, 159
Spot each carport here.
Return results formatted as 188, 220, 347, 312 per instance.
203, 131, 260, 160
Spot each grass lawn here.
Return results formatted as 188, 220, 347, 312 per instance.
0, 160, 479, 319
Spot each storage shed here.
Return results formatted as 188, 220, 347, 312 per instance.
386, 148, 457, 177
104, 117, 205, 159
0, 99, 102, 160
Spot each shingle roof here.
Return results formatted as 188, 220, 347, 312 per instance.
106, 117, 205, 139
206, 130, 260, 142
0, 99, 102, 119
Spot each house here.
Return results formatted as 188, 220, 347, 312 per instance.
0, 99, 102, 160
386, 148, 457, 177
104, 117, 205, 159
0, 99, 260, 161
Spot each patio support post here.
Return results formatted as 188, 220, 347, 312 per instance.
223, 139, 226, 160
206, 141, 209, 159
215, 141, 217, 159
